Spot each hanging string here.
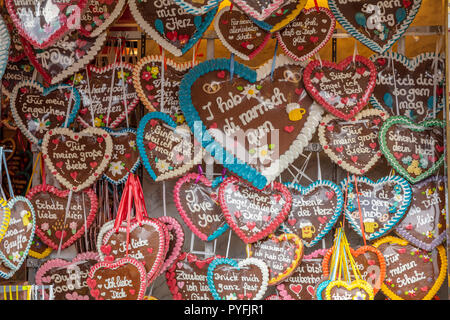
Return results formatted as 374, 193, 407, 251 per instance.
270, 40, 279, 81
431, 36, 443, 118
106, 40, 120, 127
353, 175, 367, 246
82, 192, 89, 251
352, 41, 358, 65
389, 49, 400, 116
316, 152, 322, 181
162, 181, 167, 217
25, 152, 42, 196
63, 82, 75, 128
313, 0, 320, 12
315, 53, 323, 68
229, 53, 235, 81
57, 190, 73, 256
84, 66, 96, 127
225, 229, 232, 258
119, 38, 130, 128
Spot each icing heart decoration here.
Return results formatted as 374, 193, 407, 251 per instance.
35, 252, 100, 300
42, 127, 113, 192
1, 60, 35, 98
75, 63, 139, 129
370, 52, 445, 123
156, 216, 184, 276
137, 112, 204, 182
166, 252, 222, 300
174, 173, 229, 242
379, 116, 445, 184
171, 0, 221, 15
128, 0, 217, 57
281, 180, 344, 247
78, 0, 126, 37
26, 184, 98, 250
0, 197, 35, 279
132, 55, 197, 115
328, 0, 422, 53
219, 176, 292, 243
5, 0, 89, 49
304, 55, 377, 121
0, 16, 10, 81
179, 55, 323, 189
276, 7, 335, 62
102, 128, 141, 185
214, 6, 271, 61
22, 31, 107, 86
395, 176, 447, 251
28, 236, 52, 259
318, 109, 388, 175
340, 175, 412, 241
373, 236, 447, 300
207, 257, 269, 300
231, 0, 291, 21
88, 257, 147, 300
246, 233, 303, 285
325, 279, 374, 300
10, 80, 81, 145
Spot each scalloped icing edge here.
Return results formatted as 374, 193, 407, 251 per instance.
246, 233, 303, 285
281, 179, 344, 247
214, 6, 271, 61
128, 0, 217, 57
79, 0, 126, 38
28, 242, 53, 259
172, 0, 220, 15
325, 279, 375, 300
0, 16, 10, 81
132, 55, 199, 113
232, 0, 287, 21
156, 216, 184, 276
276, 7, 336, 62
339, 175, 412, 241
0, 198, 11, 243
10, 80, 81, 146
207, 257, 269, 300
88, 257, 147, 300
318, 108, 389, 175
378, 116, 446, 184
26, 184, 98, 250
373, 236, 447, 300
42, 127, 113, 192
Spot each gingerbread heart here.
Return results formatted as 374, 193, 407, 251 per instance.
276, 7, 335, 62
0, 16, 10, 81
373, 236, 447, 300
79, 0, 126, 37
128, 0, 217, 57
42, 127, 113, 192
231, 0, 290, 21
10, 80, 81, 145
1, 60, 35, 98
26, 184, 98, 250
88, 257, 147, 300
215, 6, 271, 61
156, 216, 184, 276
5, 0, 88, 49
325, 279, 374, 300
75, 63, 139, 129
379, 116, 445, 184
328, 0, 422, 53
137, 112, 204, 182
22, 30, 107, 86
318, 109, 389, 175
281, 180, 343, 247
304, 55, 377, 121
370, 52, 445, 123
251, 0, 307, 33
179, 54, 323, 189
172, 0, 220, 15
35, 252, 100, 300
174, 173, 228, 242
340, 175, 412, 241
395, 176, 447, 251
207, 257, 269, 300
246, 233, 303, 285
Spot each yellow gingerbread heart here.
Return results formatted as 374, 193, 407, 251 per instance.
325, 279, 375, 300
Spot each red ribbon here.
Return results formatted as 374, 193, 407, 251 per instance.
314, 0, 320, 12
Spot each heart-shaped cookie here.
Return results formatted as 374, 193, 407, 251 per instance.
328, 0, 422, 53
88, 257, 147, 300
370, 52, 445, 122
5, 0, 88, 49
276, 7, 335, 62
10, 80, 81, 145
132, 55, 197, 115
215, 6, 271, 61
1, 60, 35, 98
42, 127, 113, 192
22, 31, 107, 86
79, 0, 126, 37
373, 236, 447, 300
0, 196, 35, 275
137, 112, 204, 182
340, 175, 412, 241
231, 0, 290, 21
102, 128, 141, 185
281, 180, 344, 247
156, 216, 184, 276
207, 257, 269, 300
379, 116, 445, 184
318, 109, 389, 175
166, 252, 222, 300
325, 279, 374, 300
219, 176, 292, 243
0, 16, 10, 81
172, 0, 220, 15
174, 173, 229, 242
35, 252, 100, 300
75, 63, 139, 129
304, 55, 377, 120
179, 55, 323, 189
128, 0, 217, 57
26, 184, 98, 250
246, 233, 303, 285
395, 176, 447, 251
